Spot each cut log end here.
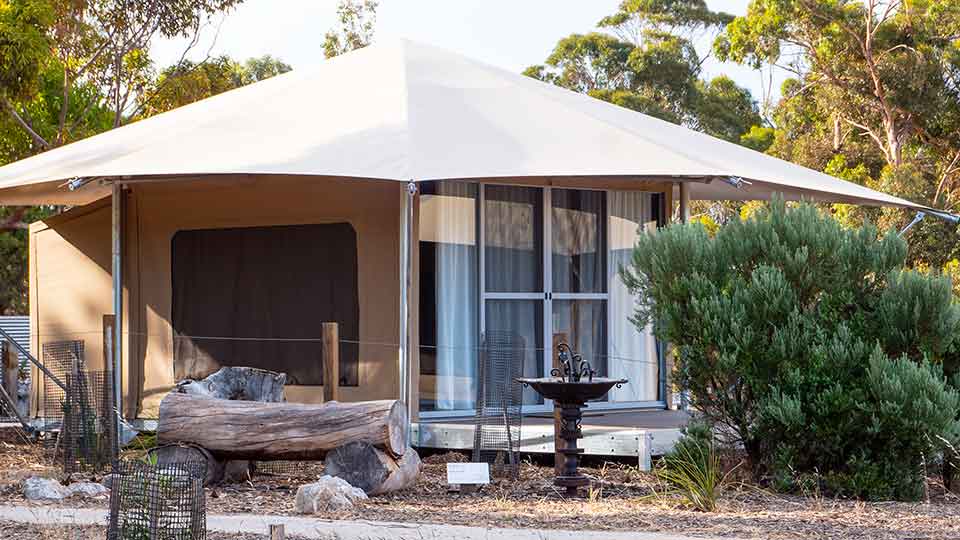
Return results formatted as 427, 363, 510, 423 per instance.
386, 400, 409, 457
325, 441, 421, 495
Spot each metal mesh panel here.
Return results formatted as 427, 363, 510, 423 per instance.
472, 330, 523, 478
254, 461, 305, 477
62, 370, 118, 474
108, 460, 207, 540
41, 340, 85, 429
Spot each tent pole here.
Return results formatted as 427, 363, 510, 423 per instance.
399, 181, 417, 431
679, 182, 690, 223
111, 182, 124, 439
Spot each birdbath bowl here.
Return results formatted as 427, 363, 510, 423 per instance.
515, 377, 625, 404
516, 343, 627, 497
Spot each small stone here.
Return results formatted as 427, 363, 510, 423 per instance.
294, 475, 367, 513
101, 474, 116, 491
67, 482, 109, 498
23, 477, 68, 501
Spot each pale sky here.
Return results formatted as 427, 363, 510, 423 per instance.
152, 0, 785, 107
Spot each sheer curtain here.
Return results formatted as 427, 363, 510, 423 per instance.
551, 189, 605, 294
419, 182, 478, 411
608, 191, 659, 402
483, 185, 542, 292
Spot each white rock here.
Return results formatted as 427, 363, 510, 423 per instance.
67, 482, 109, 498
101, 473, 116, 491
295, 475, 367, 513
23, 477, 68, 501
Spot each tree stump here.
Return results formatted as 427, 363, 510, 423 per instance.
176, 366, 287, 402
325, 441, 421, 495
147, 443, 226, 485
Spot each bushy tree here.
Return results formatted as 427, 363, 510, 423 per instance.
524, 0, 764, 145
624, 198, 960, 500
716, 0, 960, 267
323, 0, 377, 59
138, 55, 291, 117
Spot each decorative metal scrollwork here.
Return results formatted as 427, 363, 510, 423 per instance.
552, 342, 596, 383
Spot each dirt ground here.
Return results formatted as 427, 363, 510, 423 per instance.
2, 432, 959, 540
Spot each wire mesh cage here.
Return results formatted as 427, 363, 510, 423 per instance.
62, 370, 118, 474
472, 330, 524, 479
108, 460, 207, 540
40, 340, 85, 430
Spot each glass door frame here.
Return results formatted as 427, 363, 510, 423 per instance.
420, 182, 667, 420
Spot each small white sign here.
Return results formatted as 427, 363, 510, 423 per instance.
446, 462, 490, 485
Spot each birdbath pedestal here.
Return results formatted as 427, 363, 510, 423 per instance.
517, 343, 626, 496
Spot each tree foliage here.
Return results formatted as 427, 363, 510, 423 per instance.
323, 0, 377, 59
0, 1, 298, 315
716, 0, 960, 267
525, 0, 763, 144
624, 199, 960, 500
139, 54, 290, 117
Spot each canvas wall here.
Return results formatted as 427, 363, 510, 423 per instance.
31, 175, 404, 418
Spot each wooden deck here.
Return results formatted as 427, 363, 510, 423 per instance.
412, 409, 689, 470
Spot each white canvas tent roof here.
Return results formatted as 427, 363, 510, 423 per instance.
0, 39, 935, 212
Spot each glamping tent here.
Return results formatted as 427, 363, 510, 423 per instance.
0, 39, 937, 424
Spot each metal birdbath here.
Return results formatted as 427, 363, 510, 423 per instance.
517, 343, 626, 496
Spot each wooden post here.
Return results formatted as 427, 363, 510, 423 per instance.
322, 322, 339, 402
2, 340, 18, 410
269, 524, 285, 540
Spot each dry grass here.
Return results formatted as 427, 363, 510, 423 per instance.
2, 434, 959, 540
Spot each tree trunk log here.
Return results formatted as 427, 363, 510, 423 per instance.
176, 366, 287, 402
325, 441, 421, 495
147, 443, 226, 486
157, 393, 408, 460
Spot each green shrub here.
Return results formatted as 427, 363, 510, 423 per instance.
624, 198, 960, 500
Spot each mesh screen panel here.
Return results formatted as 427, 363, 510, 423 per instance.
472, 330, 524, 478
41, 340, 85, 429
254, 461, 308, 477
108, 460, 207, 540
62, 370, 118, 474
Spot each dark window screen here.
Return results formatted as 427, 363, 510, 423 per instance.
171, 223, 359, 386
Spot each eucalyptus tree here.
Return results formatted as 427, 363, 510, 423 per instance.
716, 0, 960, 265
525, 0, 764, 145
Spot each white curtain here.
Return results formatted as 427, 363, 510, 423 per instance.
608, 191, 659, 402
420, 183, 478, 410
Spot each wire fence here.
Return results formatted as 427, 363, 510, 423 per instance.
21, 329, 664, 368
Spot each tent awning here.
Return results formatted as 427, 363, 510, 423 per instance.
0, 39, 937, 213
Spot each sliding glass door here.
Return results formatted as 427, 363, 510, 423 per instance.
420, 181, 665, 416
550, 188, 607, 399
482, 185, 545, 406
